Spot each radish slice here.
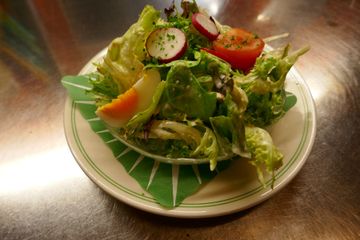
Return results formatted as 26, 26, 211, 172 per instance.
146, 28, 187, 63
192, 13, 219, 41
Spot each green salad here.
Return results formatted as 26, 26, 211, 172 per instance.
67, 0, 309, 186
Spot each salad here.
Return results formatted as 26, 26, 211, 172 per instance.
72, 0, 308, 186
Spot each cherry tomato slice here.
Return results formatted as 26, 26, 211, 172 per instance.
212, 28, 264, 72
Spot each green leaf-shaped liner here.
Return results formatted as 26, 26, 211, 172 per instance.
62, 76, 231, 208
284, 91, 297, 112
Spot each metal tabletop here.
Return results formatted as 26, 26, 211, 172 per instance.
1, 0, 359, 239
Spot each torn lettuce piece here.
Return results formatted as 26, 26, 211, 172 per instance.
126, 120, 203, 159
193, 50, 232, 79
98, 5, 160, 92
197, 75, 214, 91
210, 90, 249, 158
230, 85, 249, 115
245, 126, 283, 187
244, 89, 287, 127
235, 45, 309, 127
191, 127, 219, 171
144, 51, 203, 69
210, 115, 249, 159
160, 63, 217, 121
192, 51, 234, 97
236, 45, 310, 94
209, 116, 235, 156
149, 120, 202, 148
61, 74, 118, 108
126, 81, 166, 130
130, 138, 192, 158
85, 73, 120, 107
180, 0, 199, 18
62, 73, 119, 108
164, 0, 199, 20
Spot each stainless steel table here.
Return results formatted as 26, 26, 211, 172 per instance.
1, 0, 359, 239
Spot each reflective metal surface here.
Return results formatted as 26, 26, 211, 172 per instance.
1, 0, 359, 239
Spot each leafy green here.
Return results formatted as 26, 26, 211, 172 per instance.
85, 73, 120, 107
191, 127, 219, 170
235, 45, 309, 127
98, 5, 160, 92
197, 75, 214, 91
244, 89, 286, 127
149, 120, 202, 148
245, 126, 283, 186
131, 138, 192, 158
222, 93, 249, 157
164, 0, 199, 19
180, 0, 199, 18
144, 51, 202, 69
62, 74, 120, 108
193, 51, 232, 78
239, 45, 309, 94
156, 1, 210, 60
209, 116, 235, 155
192, 51, 234, 98
160, 63, 217, 121
126, 81, 166, 130
230, 85, 248, 115
210, 91, 249, 159
210, 114, 248, 158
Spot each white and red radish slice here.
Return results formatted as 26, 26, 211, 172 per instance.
146, 28, 187, 63
192, 13, 219, 41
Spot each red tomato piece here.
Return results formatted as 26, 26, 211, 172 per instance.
212, 28, 265, 72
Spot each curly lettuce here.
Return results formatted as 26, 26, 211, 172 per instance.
126, 81, 167, 130
245, 126, 283, 186
97, 5, 160, 92
191, 126, 219, 171
131, 120, 203, 159
235, 45, 309, 127
87, 74, 119, 107
160, 63, 217, 121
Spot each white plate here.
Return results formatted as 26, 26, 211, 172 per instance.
64, 48, 316, 218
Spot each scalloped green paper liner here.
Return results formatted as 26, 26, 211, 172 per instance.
62, 75, 231, 208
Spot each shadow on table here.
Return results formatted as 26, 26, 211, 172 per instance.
98, 188, 263, 227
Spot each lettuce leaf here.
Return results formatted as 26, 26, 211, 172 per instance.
192, 51, 232, 79
129, 138, 192, 158
97, 5, 160, 92
210, 111, 249, 157
85, 73, 120, 107
209, 90, 250, 160
245, 126, 283, 186
149, 120, 202, 148
244, 89, 287, 127
209, 116, 236, 156
191, 127, 219, 171
144, 51, 202, 69
126, 81, 166, 130
236, 45, 309, 127
160, 63, 217, 121
237, 45, 309, 94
